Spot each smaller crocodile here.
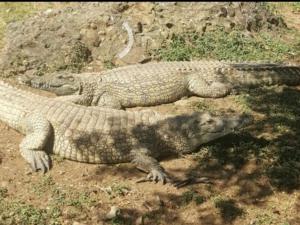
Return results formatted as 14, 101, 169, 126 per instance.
0, 80, 252, 184
19, 60, 300, 109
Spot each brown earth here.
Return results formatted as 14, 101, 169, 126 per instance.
0, 2, 287, 78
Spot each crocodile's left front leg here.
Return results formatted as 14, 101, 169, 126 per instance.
20, 113, 52, 173
131, 148, 170, 184
187, 73, 232, 98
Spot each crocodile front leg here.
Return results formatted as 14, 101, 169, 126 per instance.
93, 92, 122, 109
187, 73, 232, 98
56, 95, 92, 106
19, 113, 52, 173
131, 148, 170, 184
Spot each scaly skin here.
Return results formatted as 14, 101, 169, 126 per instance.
0, 80, 252, 183
19, 61, 300, 109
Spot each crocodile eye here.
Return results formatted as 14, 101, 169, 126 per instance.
65, 76, 74, 81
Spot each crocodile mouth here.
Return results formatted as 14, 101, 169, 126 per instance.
30, 82, 79, 95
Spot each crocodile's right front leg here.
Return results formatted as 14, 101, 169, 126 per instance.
20, 113, 52, 173
56, 95, 92, 106
131, 148, 170, 184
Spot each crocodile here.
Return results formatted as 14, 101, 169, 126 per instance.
19, 61, 300, 109
0, 80, 252, 183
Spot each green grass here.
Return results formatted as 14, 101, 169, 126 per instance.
0, 187, 8, 199
0, 2, 72, 49
268, 2, 300, 13
152, 27, 299, 62
104, 60, 117, 70
0, 3, 40, 48
213, 196, 244, 222
180, 190, 206, 206
0, 175, 97, 225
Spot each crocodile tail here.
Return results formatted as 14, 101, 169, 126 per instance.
226, 63, 300, 87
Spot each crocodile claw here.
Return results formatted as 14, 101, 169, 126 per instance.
136, 168, 171, 184
21, 150, 51, 173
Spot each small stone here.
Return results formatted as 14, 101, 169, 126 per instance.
0, 181, 9, 188
72, 222, 84, 225
98, 30, 106, 35
156, 195, 164, 207
135, 216, 144, 225
43, 9, 58, 18
90, 23, 97, 30
44, 9, 53, 15
73, 34, 81, 40
218, 7, 228, 17
136, 22, 143, 33
106, 206, 121, 220
25, 169, 32, 175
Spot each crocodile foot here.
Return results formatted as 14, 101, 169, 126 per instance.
21, 150, 51, 173
136, 168, 171, 184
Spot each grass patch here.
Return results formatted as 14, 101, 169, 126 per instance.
152, 27, 299, 62
104, 60, 117, 70
268, 2, 300, 13
0, 187, 8, 199
0, 2, 73, 49
101, 183, 131, 199
0, 176, 97, 224
0, 200, 60, 225
213, 196, 244, 222
0, 3, 41, 49
180, 190, 206, 206
32, 175, 55, 196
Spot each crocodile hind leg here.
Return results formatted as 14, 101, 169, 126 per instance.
187, 73, 232, 98
19, 113, 52, 173
131, 148, 170, 184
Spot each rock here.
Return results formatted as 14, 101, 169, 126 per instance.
72, 222, 85, 225
218, 7, 228, 17
135, 22, 143, 33
135, 216, 144, 225
90, 22, 98, 30
117, 47, 148, 65
135, 2, 155, 14
43, 9, 60, 18
105, 206, 121, 220
0, 181, 9, 188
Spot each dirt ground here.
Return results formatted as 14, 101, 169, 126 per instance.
0, 3, 300, 225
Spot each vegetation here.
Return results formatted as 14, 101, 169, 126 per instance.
153, 26, 300, 62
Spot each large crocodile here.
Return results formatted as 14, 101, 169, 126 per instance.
19, 61, 300, 109
0, 80, 251, 183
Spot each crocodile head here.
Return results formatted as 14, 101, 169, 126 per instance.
18, 72, 80, 96
160, 112, 253, 153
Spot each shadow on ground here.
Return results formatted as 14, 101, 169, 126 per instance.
84, 86, 300, 225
